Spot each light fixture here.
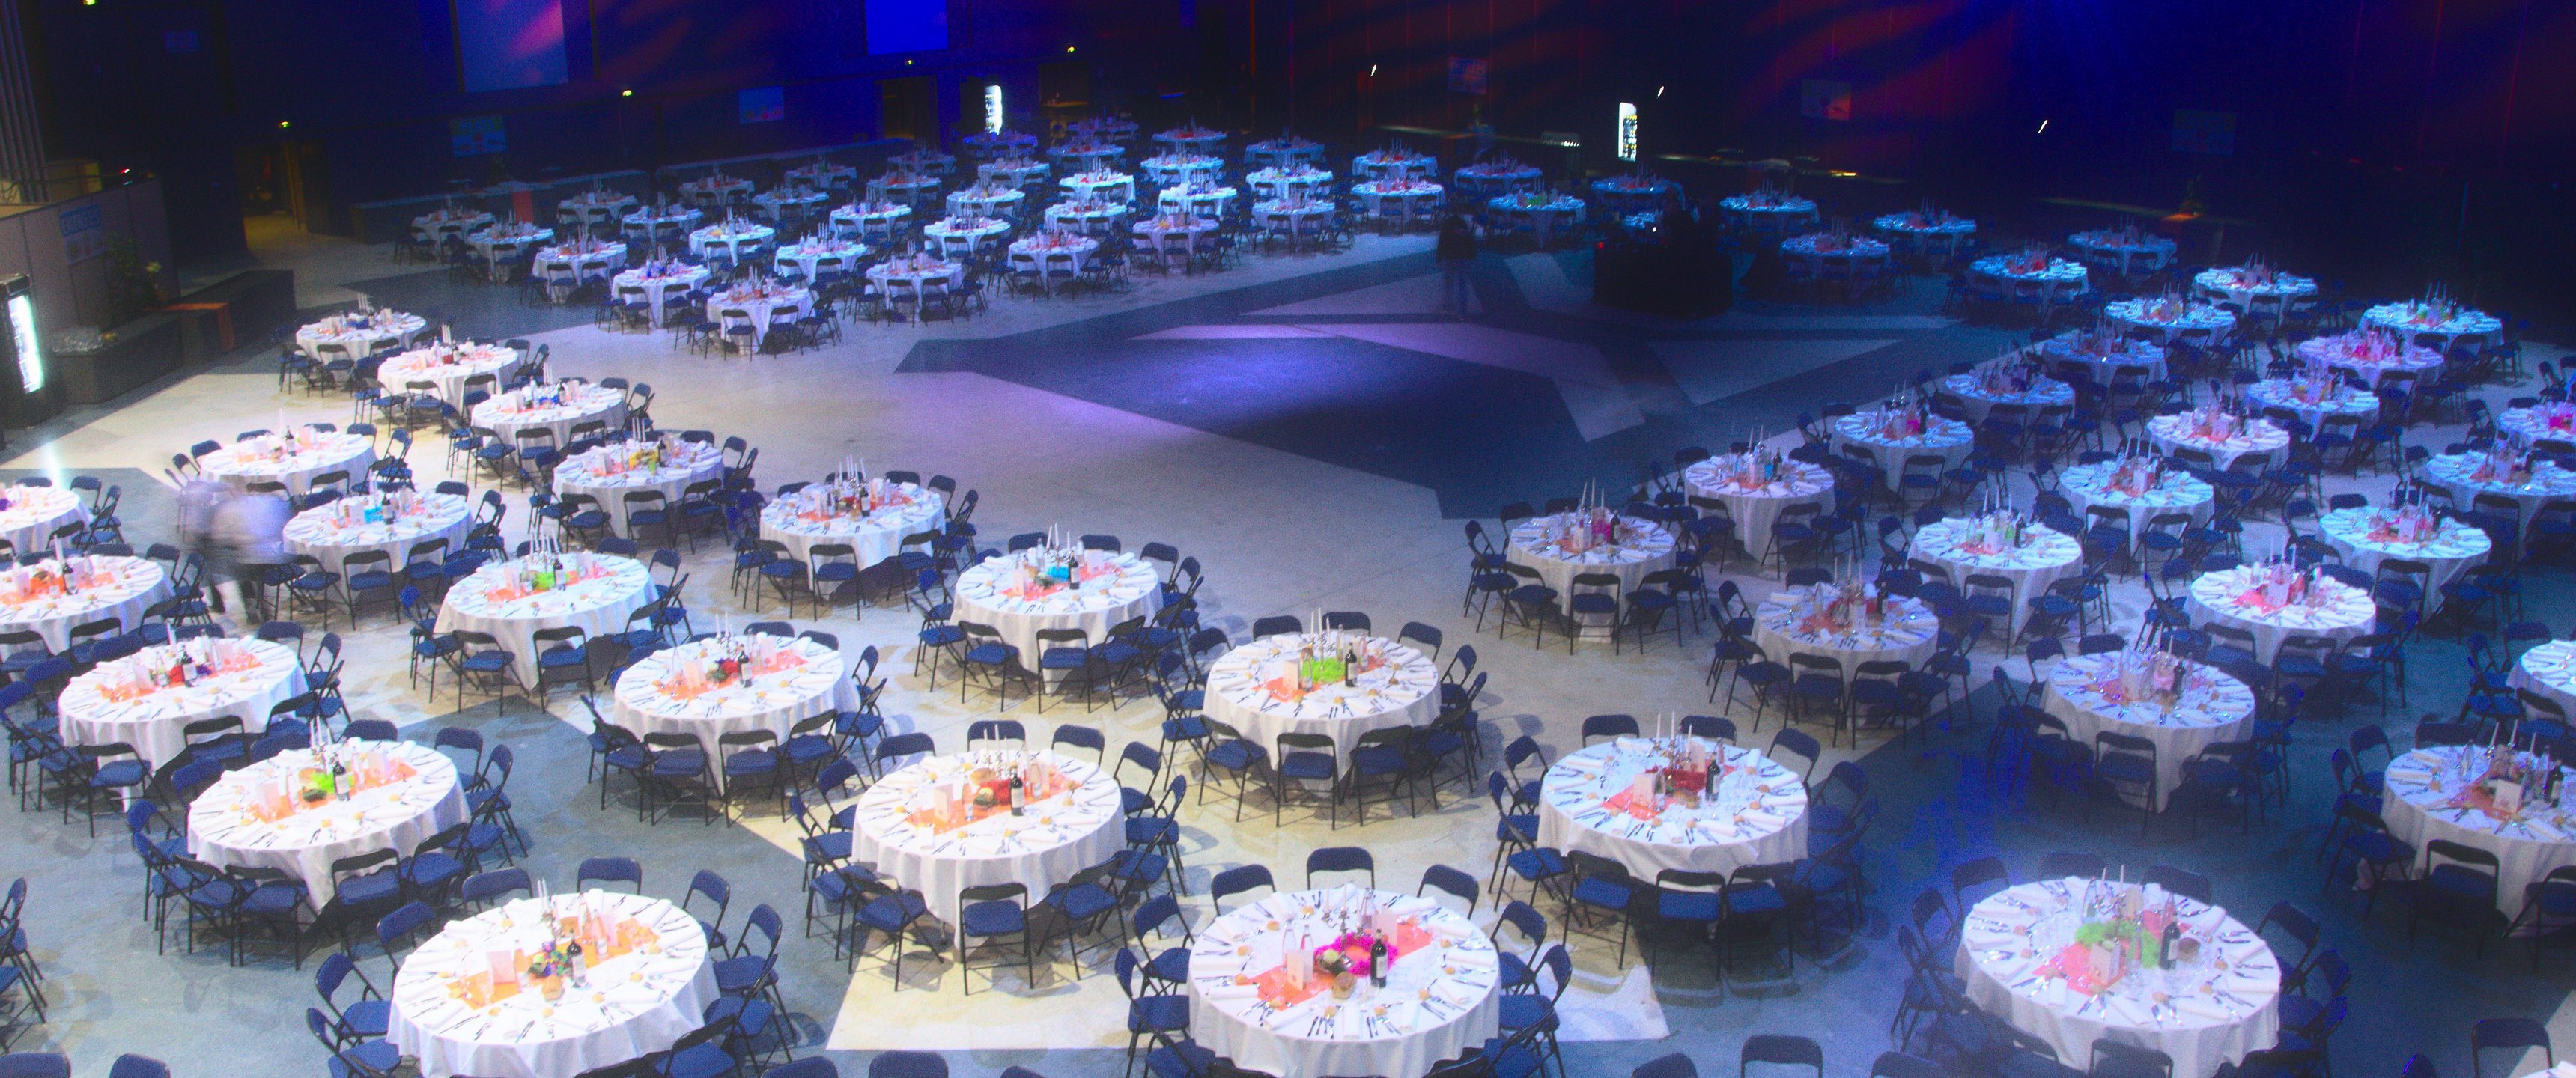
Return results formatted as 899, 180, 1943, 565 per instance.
621, 88, 633, 97
1066, 45, 1076, 53
1369, 64, 1378, 76
2037, 118, 2049, 133
277, 120, 291, 129
1656, 85, 1665, 97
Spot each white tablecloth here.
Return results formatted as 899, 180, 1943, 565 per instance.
387, 892, 717, 1078
297, 312, 426, 359
1682, 456, 1833, 561
2103, 299, 2237, 344
1139, 155, 1224, 187
58, 639, 308, 768
2362, 303, 2503, 350
1132, 218, 1221, 257
200, 431, 377, 496
2382, 747, 2576, 920
612, 634, 856, 789
687, 222, 774, 261
1045, 201, 1131, 234
1158, 186, 1239, 219
2243, 380, 2378, 428
1253, 201, 1337, 237
552, 442, 726, 537
1958, 880, 2279, 1078
1354, 152, 1438, 180
1874, 214, 1978, 252
619, 207, 703, 239
951, 549, 1161, 669
1536, 738, 1808, 880
1939, 371, 2076, 425
1750, 588, 1939, 672
556, 193, 637, 227
1058, 171, 1137, 203
787, 163, 856, 189
946, 188, 1027, 218
706, 287, 813, 348
774, 240, 866, 281
1248, 168, 1334, 201
2041, 334, 2166, 385
847, 750, 1124, 925
467, 227, 554, 280
2425, 454, 2576, 538
1351, 182, 1446, 220
2294, 334, 2443, 386
680, 177, 755, 204
1504, 515, 1677, 629
2059, 462, 2215, 553
2069, 231, 2178, 275
1009, 236, 1100, 286
0, 556, 168, 652
2511, 642, 2576, 720
284, 493, 475, 578
1190, 886, 1501, 1078
924, 216, 1013, 255
751, 189, 830, 222
760, 483, 943, 569
1910, 520, 2084, 636
413, 212, 493, 241
470, 386, 628, 447
0, 487, 89, 557
1203, 633, 1440, 768
1488, 196, 1586, 243
977, 160, 1050, 188
188, 742, 467, 901
828, 203, 913, 236
2185, 567, 2376, 664
2042, 654, 2257, 806
2502, 406, 2576, 447
2146, 414, 2290, 472
2317, 508, 2491, 607
610, 266, 711, 326
1049, 145, 1126, 172
2192, 268, 2317, 310
434, 554, 656, 688
380, 345, 526, 409
1718, 197, 1819, 231
1831, 412, 1976, 493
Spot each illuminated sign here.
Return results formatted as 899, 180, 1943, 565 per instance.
1615, 103, 1638, 162
983, 85, 1004, 135
10, 293, 40, 394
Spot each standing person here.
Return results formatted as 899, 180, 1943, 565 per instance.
1436, 215, 1477, 316
211, 487, 291, 624
171, 471, 228, 612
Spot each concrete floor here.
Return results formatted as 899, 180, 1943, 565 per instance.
0, 216, 2569, 1078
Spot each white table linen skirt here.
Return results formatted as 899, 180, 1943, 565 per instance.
846, 752, 1125, 925
434, 556, 657, 687
57, 640, 309, 767
187, 743, 469, 901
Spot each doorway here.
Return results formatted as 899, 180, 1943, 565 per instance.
234, 141, 332, 232
878, 76, 936, 145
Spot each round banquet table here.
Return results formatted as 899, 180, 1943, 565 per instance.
0, 486, 88, 557
1536, 737, 1808, 880
2068, 231, 2179, 275
1939, 371, 2076, 425
2103, 299, 2238, 344
2146, 414, 2290, 472
2426, 453, 2576, 540
1750, 588, 1939, 673
610, 266, 711, 327
1140, 155, 1225, 188
198, 430, 377, 496
705, 285, 813, 350
2500, 406, 2576, 447
2242, 379, 2378, 429
1718, 196, 1819, 234
380, 344, 525, 409
1829, 411, 1976, 493
2041, 334, 2166, 386
1059, 171, 1138, 203
1503, 514, 1677, 633
679, 176, 755, 204
977, 159, 1051, 188
924, 216, 1014, 255
1008, 236, 1100, 290
470, 385, 628, 448
774, 240, 866, 282
611, 633, 857, 790
965, 130, 1041, 157
2362, 302, 2504, 350
2191, 267, 2318, 310
950, 548, 1162, 679
1781, 233, 1890, 265
619, 207, 702, 240
2316, 507, 2491, 608
467, 227, 553, 281
751, 189, 830, 222
1487, 195, 1586, 245
947, 188, 1027, 219
556, 192, 638, 227
866, 258, 967, 299
1592, 177, 1680, 208
686, 222, 773, 262
1908, 519, 2085, 637
889, 149, 957, 174
1132, 216, 1221, 258
759, 481, 944, 570
872, 176, 944, 206
283, 492, 474, 578
187, 741, 467, 901
1956, 879, 2280, 1078
2041, 654, 2258, 808
386, 891, 717, 1078
847, 749, 1124, 925
0, 555, 168, 653
1355, 151, 1438, 181
57, 638, 309, 769
828, 201, 913, 238
1453, 163, 1543, 193
297, 311, 426, 360
2294, 333, 2443, 386
1047, 201, 1132, 235
1153, 127, 1228, 153
413, 210, 493, 241
434, 554, 657, 688
1201, 633, 1440, 769
2059, 462, 2215, 554
1350, 182, 1445, 220
2185, 567, 2376, 664
787, 163, 855, 189
553, 442, 727, 537
2509, 642, 2576, 720
1874, 213, 1978, 254
1681, 456, 1834, 562
1253, 201, 1336, 237
2384, 747, 2576, 922
1246, 138, 1325, 168
1248, 168, 1334, 201
1158, 186, 1239, 219
1049, 144, 1126, 171
1969, 258, 2090, 315
1188, 886, 1501, 1078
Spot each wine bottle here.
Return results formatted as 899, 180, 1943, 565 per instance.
1369, 933, 1389, 988
2159, 916, 2179, 969
1008, 770, 1026, 816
